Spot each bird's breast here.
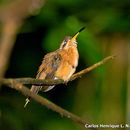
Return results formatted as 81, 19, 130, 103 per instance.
55, 46, 79, 81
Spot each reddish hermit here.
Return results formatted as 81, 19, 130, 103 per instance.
24, 27, 85, 107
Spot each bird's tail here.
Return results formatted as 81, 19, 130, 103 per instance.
24, 85, 41, 108
24, 85, 55, 108
24, 97, 30, 108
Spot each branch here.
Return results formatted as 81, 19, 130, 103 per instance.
0, 0, 44, 78
0, 55, 115, 130
2, 80, 97, 130
0, 21, 20, 77
70, 55, 116, 81
0, 55, 116, 86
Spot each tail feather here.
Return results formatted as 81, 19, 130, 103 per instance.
43, 85, 55, 92
24, 85, 42, 108
24, 85, 55, 107
24, 98, 30, 108
31, 85, 42, 94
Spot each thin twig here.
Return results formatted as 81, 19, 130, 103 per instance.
70, 55, 116, 81
2, 80, 97, 130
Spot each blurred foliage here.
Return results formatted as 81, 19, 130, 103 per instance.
0, 0, 130, 130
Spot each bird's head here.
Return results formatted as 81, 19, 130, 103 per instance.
60, 27, 85, 49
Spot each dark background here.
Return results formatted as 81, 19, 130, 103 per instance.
0, 0, 130, 130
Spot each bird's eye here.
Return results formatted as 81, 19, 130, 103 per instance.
60, 36, 71, 49
62, 40, 67, 48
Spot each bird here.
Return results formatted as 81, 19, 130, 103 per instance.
24, 27, 85, 107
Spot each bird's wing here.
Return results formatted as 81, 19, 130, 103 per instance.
37, 51, 61, 79
31, 51, 61, 93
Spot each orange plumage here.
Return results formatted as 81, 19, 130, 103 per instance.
24, 27, 85, 107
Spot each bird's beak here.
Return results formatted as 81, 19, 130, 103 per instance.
70, 32, 80, 42
69, 27, 85, 44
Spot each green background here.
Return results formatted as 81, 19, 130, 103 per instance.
0, 0, 130, 130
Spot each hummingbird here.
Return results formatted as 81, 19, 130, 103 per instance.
24, 27, 85, 107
